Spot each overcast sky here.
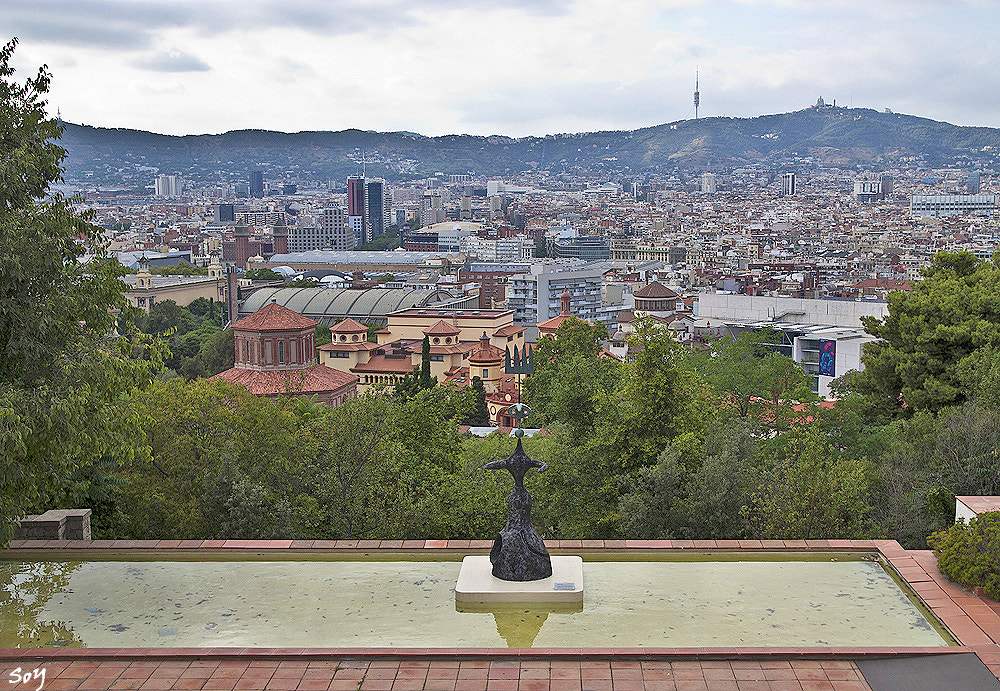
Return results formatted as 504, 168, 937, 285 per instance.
3, 0, 998, 137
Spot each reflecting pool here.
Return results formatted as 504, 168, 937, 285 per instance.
0, 558, 951, 648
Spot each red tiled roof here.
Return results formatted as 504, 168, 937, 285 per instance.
423, 319, 462, 336
468, 339, 504, 364
493, 325, 526, 337
212, 364, 357, 396
232, 301, 316, 332
633, 281, 679, 299
331, 317, 369, 333
318, 341, 379, 352
350, 355, 416, 374
537, 314, 581, 334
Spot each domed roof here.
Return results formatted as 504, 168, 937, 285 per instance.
468, 332, 504, 364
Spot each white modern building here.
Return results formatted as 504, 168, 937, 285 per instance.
696, 293, 889, 329
910, 195, 996, 218
505, 261, 610, 325
289, 204, 351, 252
154, 174, 183, 197
461, 235, 535, 262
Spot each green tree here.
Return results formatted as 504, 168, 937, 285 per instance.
109, 378, 313, 539
618, 421, 763, 540
854, 251, 1000, 417
696, 328, 814, 429
143, 299, 195, 336
245, 267, 283, 281
524, 318, 619, 440
465, 376, 490, 426
315, 324, 332, 346
0, 39, 163, 543
744, 424, 876, 540
394, 335, 437, 399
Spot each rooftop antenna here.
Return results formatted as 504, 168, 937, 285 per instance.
694, 67, 700, 120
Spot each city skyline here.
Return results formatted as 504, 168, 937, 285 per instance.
2, 0, 998, 138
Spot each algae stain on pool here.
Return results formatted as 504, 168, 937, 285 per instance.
0, 559, 952, 649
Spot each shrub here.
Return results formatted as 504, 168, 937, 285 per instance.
927, 511, 1000, 600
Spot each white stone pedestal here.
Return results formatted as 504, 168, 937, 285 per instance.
455, 555, 584, 604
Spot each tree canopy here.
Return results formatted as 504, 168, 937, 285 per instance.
0, 39, 163, 543
853, 251, 1000, 417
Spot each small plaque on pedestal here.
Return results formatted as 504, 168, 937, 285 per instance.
455, 555, 584, 604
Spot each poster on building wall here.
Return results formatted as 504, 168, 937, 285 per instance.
819, 340, 836, 377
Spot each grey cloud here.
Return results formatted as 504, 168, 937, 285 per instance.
133, 50, 210, 72
0, 0, 576, 51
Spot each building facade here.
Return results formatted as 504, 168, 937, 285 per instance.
505, 261, 609, 325
212, 301, 358, 406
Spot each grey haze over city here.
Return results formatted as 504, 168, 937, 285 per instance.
2, 0, 998, 137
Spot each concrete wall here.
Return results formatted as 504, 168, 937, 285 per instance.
696, 294, 889, 329
15, 509, 91, 540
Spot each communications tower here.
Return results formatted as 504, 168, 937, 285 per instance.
694, 69, 700, 120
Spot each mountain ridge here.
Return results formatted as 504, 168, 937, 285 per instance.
58, 106, 1000, 186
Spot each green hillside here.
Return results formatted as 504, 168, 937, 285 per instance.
58, 106, 1000, 185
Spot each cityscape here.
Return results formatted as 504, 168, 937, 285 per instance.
5, 0, 1000, 687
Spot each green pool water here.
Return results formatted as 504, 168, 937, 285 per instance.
0, 558, 951, 649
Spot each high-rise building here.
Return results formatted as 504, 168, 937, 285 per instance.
700, 173, 717, 194
154, 174, 183, 197
287, 205, 351, 252
968, 172, 981, 195
855, 176, 893, 202
781, 173, 796, 197
420, 191, 446, 226
213, 204, 235, 223
249, 171, 264, 199
365, 178, 386, 240
347, 176, 366, 244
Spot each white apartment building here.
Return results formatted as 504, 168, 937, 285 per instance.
910, 195, 996, 218
701, 173, 717, 194
505, 261, 610, 324
461, 235, 535, 262
289, 205, 351, 252
154, 174, 183, 197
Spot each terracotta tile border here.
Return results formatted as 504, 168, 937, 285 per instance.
3, 539, 999, 681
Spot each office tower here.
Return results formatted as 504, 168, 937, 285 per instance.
319, 204, 352, 250
968, 172, 981, 195
879, 175, 894, 198
700, 173, 717, 194
781, 172, 796, 197
347, 176, 366, 243
365, 178, 386, 240
249, 171, 264, 199
213, 204, 235, 223
155, 174, 182, 197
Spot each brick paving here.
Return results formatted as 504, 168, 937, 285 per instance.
2, 656, 881, 690
2, 539, 999, 689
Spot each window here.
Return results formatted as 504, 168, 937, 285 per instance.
278, 341, 284, 363
482, 369, 489, 378
430, 355, 444, 361
245, 341, 251, 361
330, 351, 350, 358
